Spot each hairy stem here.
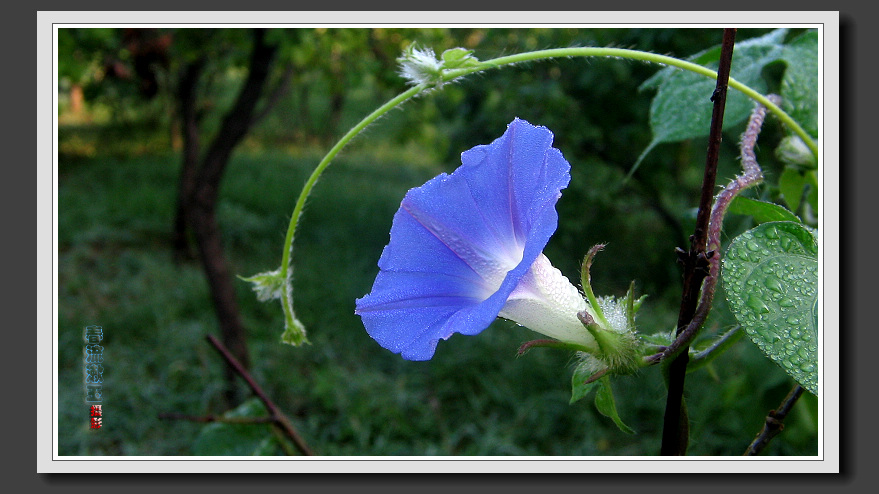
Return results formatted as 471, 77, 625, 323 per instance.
443, 48, 816, 157
646, 94, 781, 366
277, 83, 426, 337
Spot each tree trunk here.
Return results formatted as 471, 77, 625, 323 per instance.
173, 58, 204, 262
173, 29, 279, 405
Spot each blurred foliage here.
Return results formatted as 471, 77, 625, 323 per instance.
57, 27, 817, 456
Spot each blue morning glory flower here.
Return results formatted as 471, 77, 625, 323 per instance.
355, 118, 596, 361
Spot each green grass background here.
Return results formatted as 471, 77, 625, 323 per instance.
57, 121, 818, 456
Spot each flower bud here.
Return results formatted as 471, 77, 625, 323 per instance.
775, 135, 817, 169
241, 268, 284, 302
397, 45, 481, 88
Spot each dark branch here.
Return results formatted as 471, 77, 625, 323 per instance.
207, 334, 315, 456
644, 95, 780, 368
172, 56, 206, 262
660, 28, 737, 456
252, 62, 295, 125
744, 385, 805, 455
196, 28, 279, 192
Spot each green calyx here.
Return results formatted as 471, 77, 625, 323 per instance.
397, 45, 481, 88
241, 268, 309, 346
578, 246, 646, 374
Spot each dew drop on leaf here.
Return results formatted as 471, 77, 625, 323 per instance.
723, 221, 819, 395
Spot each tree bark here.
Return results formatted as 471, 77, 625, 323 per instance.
173, 29, 280, 405
173, 57, 205, 262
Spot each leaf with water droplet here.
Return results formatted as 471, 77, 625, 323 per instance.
728, 196, 801, 224
722, 221, 818, 395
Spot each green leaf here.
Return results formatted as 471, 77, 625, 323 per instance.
776, 135, 817, 169
642, 29, 788, 149
570, 363, 601, 404
779, 167, 808, 213
638, 330, 674, 348
779, 30, 819, 139
593, 377, 635, 434
727, 196, 801, 224
722, 221, 818, 395
193, 398, 283, 456
805, 170, 819, 213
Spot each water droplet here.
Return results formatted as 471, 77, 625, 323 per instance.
780, 236, 792, 250
747, 295, 770, 314
765, 276, 784, 293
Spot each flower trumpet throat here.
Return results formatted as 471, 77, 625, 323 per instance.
498, 253, 597, 351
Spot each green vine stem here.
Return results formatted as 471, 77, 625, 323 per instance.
275, 83, 425, 341
685, 325, 744, 372
271, 48, 814, 343
441, 48, 817, 157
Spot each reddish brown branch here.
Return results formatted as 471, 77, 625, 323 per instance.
207, 334, 315, 456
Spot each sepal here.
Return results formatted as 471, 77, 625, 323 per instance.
240, 268, 284, 302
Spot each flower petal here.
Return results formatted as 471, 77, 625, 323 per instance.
356, 118, 571, 360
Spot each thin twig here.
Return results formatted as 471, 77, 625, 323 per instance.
660, 28, 737, 456
744, 385, 805, 455
158, 413, 275, 424
207, 334, 315, 456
